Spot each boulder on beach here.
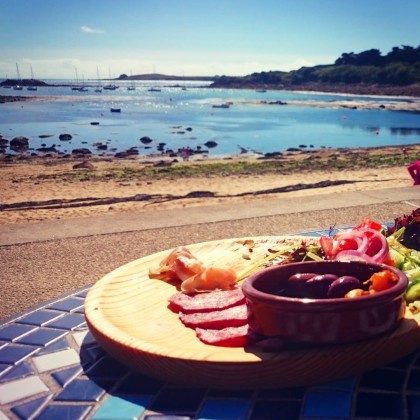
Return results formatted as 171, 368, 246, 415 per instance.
59, 134, 72, 141
10, 136, 29, 151
73, 161, 95, 170
204, 140, 218, 148
71, 148, 92, 155
140, 136, 153, 144
37, 146, 58, 153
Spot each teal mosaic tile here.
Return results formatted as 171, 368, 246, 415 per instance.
92, 394, 152, 419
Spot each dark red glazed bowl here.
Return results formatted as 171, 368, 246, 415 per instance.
241, 261, 408, 344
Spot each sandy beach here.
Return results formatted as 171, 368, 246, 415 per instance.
1, 144, 419, 225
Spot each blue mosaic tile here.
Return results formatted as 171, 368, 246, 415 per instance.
11, 394, 53, 420
75, 289, 89, 299
80, 344, 107, 364
311, 376, 357, 391
17, 310, 64, 326
115, 372, 164, 394
407, 395, 420, 419
250, 399, 301, 420
355, 392, 402, 418
46, 297, 84, 312
52, 365, 83, 387
92, 395, 152, 419
74, 306, 86, 314
258, 386, 306, 399
36, 336, 70, 355
303, 390, 352, 418
45, 313, 86, 330
197, 399, 251, 420
37, 404, 92, 420
207, 388, 254, 398
386, 351, 417, 369
0, 324, 38, 342
0, 344, 39, 364
55, 378, 108, 402
0, 361, 34, 382
359, 367, 405, 391
16, 328, 67, 347
84, 356, 129, 379
0, 363, 12, 377
408, 368, 420, 391
150, 388, 206, 412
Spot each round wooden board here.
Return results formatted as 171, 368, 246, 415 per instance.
84, 236, 420, 389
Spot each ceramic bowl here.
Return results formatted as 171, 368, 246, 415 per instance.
241, 261, 408, 344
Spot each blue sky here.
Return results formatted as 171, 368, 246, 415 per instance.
1, 0, 419, 79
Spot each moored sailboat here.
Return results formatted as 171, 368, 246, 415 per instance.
13, 63, 23, 90
27, 65, 38, 91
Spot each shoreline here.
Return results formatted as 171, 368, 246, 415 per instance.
1, 143, 419, 226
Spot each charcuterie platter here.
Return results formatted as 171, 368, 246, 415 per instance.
84, 236, 420, 389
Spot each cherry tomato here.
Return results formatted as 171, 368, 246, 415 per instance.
354, 218, 382, 231
367, 270, 398, 292
365, 235, 383, 257
335, 238, 358, 254
320, 236, 334, 258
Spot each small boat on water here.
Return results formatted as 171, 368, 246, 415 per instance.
212, 103, 230, 109
14, 63, 23, 90
110, 108, 121, 113
147, 88, 161, 92
27, 66, 38, 91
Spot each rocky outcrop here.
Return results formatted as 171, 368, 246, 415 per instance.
10, 136, 29, 151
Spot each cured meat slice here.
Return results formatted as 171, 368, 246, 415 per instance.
168, 288, 245, 314
195, 324, 251, 347
179, 304, 248, 329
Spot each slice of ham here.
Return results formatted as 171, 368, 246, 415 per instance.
168, 287, 245, 314
195, 324, 251, 347
179, 304, 248, 329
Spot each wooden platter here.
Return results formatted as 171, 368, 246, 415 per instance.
84, 236, 420, 389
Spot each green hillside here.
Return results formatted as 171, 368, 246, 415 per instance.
211, 45, 420, 96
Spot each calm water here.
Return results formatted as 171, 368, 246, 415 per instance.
1, 79, 419, 157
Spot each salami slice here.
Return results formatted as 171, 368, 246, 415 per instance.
179, 304, 248, 329
195, 324, 251, 347
168, 288, 245, 314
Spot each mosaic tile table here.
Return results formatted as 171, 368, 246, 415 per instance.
2, 228, 420, 420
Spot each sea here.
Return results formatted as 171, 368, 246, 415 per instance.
1, 79, 420, 158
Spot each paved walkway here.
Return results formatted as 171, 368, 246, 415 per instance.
1, 186, 419, 246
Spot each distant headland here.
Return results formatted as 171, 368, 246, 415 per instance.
1, 45, 419, 97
